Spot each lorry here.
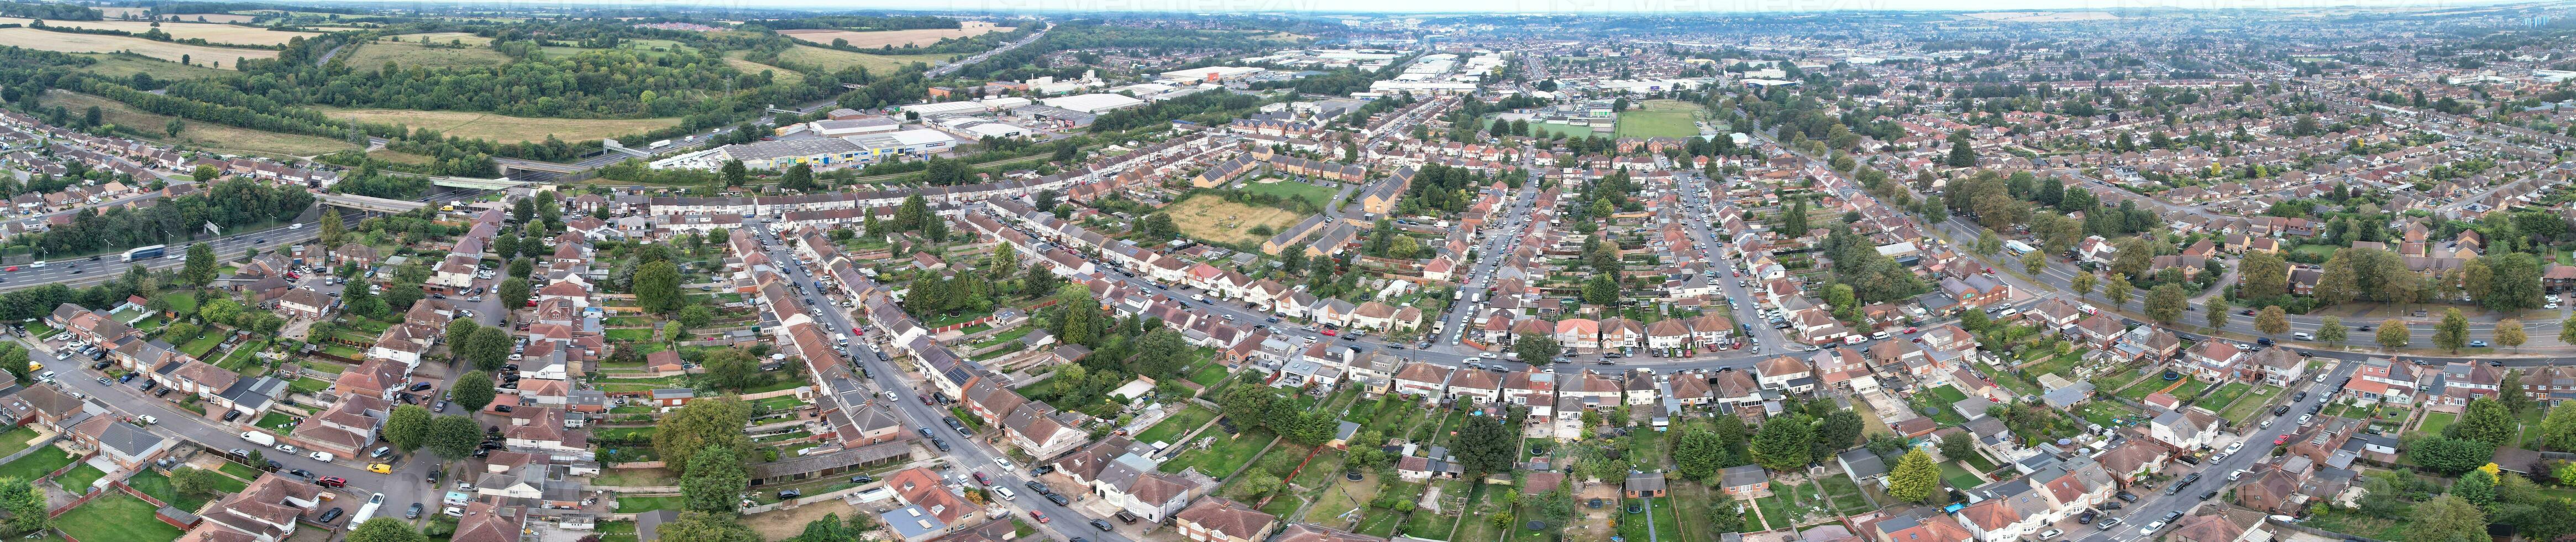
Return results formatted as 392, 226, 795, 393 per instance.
348, 494, 384, 526
239, 431, 276, 446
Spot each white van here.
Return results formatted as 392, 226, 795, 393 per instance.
992, 487, 1017, 501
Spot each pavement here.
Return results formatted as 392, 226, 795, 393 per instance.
2068, 358, 2363, 542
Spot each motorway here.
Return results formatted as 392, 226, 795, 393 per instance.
0, 210, 333, 291
744, 219, 1130, 542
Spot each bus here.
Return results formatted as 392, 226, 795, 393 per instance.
120, 244, 167, 262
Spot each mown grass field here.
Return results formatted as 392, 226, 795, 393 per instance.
0, 28, 277, 67
341, 39, 514, 71
1615, 100, 1705, 139
76, 53, 232, 80
0, 18, 318, 44
311, 107, 682, 144
767, 45, 951, 74
41, 90, 355, 157
775, 22, 1012, 48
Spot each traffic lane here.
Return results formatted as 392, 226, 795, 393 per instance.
0, 223, 322, 290
44, 357, 403, 499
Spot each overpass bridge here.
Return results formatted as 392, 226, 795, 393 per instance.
377, 172, 530, 190
494, 157, 588, 179
317, 192, 431, 213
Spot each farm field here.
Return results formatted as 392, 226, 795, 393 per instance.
340, 39, 514, 71
117, 9, 262, 24
311, 108, 683, 144
382, 32, 498, 46
726, 58, 803, 85
75, 53, 232, 80
762, 45, 952, 74
1615, 100, 1706, 139
0, 28, 277, 67
1165, 194, 1310, 246
0, 18, 318, 44
776, 22, 1012, 48
39, 90, 355, 158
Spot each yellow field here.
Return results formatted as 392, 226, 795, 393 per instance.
157, 13, 260, 24
40, 90, 354, 158
340, 39, 512, 71
1165, 195, 1309, 246
0, 28, 276, 67
381, 32, 497, 46
74, 53, 232, 80
311, 108, 683, 144
0, 18, 317, 44
96, 7, 150, 18
768, 45, 948, 73
775, 22, 1011, 48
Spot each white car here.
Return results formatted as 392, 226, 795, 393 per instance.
309, 451, 335, 462
2228, 468, 2249, 481
135, 415, 156, 425
2222, 442, 2244, 456
275, 444, 299, 454
2037, 529, 2062, 540
995, 458, 1016, 471
2141, 521, 2166, 535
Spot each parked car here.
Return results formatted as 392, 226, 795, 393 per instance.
318, 508, 345, 523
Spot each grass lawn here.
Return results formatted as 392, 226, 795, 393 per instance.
0, 450, 76, 481
2169, 377, 2214, 401
2200, 382, 2252, 410
255, 412, 296, 434
2094, 366, 2149, 393
1926, 384, 1969, 404
1188, 362, 1232, 389
55, 493, 182, 542
1614, 100, 1704, 139
1908, 392, 1968, 426
1356, 482, 1420, 536
1292, 449, 1349, 489
2119, 373, 2184, 400
1940, 461, 1984, 491
1160, 428, 1274, 477
1667, 483, 1724, 542
179, 334, 223, 357
2217, 385, 2283, 425
127, 470, 214, 512
1451, 486, 1505, 542
1138, 405, 1217, 445
593, 468, 678, 487
2303, 504, 2408, 540
1818, 474, 1874, 514
288, 377, 332, 395
56, 463, 106, 491
216, 342, 268, 372
1240, 180, 1339, 209
1755, 494, 1796, 529
2077, 402, 2144, 428
2417, 411, 2458, 436
615, 494, 687, 513
1646, 495, 1683, 542
217, 461, 260, 481
0, 426, 41, 458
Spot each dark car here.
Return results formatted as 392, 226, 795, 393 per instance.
1090, 519, 1115, 531
2274, 405, 2292, 415
2292, 392, 2309, 402
777, 489, 802, 499
287, 468, 316, 480
1114, 511, 1140, 524
90, 360, 109, 370
851, 474, 874, 484
316, 477, 347, 488
2100, 501, 2124, 510
139, 381, 156, 392
1025, 481, 1047, 493
318, 508, 345, 523
930, 437, 951, 451
261, 460, 282, 472
410, 382, 435, 392
2078, 510, 2098, 524
1047, 493, 1071, 505
223, 410, 243, 421
2199, 489, 2219, 501
406, 503, 424, 519
494, 404, 513, 413
2115, 492, 2139, 502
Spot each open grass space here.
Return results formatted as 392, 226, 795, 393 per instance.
2217, 385, 2283, 425
0, 426, 41, 458
127, 468, 234, 512
1160, 428, 1274, 477
38, 90, 354, 157
1240, 179, 1339, 208
56, 463, 107, 491
775, 23, 1012, 48
313, 107, 683, 144
0, 450, 75, 481
1817, 474, 1874, 514
0, 28, 277, 66
217, 461, 259, 481
615, 494, 688, 513
1614, 100, 1706, 139
765, 45, 953, 74
75, 53, 233, 80
1939, 461, 1983, 491
1165, 194, 1311, 246
55, 493, 183, 542
340, 39, 516, 71
2200, 382, 2252, 410
0, 18, 318, 44
2417, 411, 2457, 436
1137, 405, 1216, 445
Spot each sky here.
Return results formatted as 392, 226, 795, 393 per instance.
362, 0, 2517, 14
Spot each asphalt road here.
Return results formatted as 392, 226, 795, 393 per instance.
745, 220, 1134, 542
0, 210, 335, 291
2069, 358, 2363, 542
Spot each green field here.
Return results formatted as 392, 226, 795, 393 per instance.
0, 451, 75, 481
0, 426, 40, 458
55, 493, 182, 542
1241, 180, 1339, 208
1160, 428, 1274, 477
1615, 100, 1706, 139
56, 463, 107, 491
763, 45, 950, 74
615, 494, 687, 513
2417, 411, 2457, 436
342, 39, 515, 71
128, 468, 244, 512
1137, 405, 1216, 445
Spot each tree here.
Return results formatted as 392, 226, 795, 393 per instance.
346, 518, 432, 542
2239, 251, 2289, 299
2411, 436, 2497, 475
382, 284, 424, 311
465, 327, 512, 370
2405, 495, 2490, 542
2111, 237, 2152, 279
1512, 334, 1561, 367
1226, 471, 1283, 501
1673, 428, 1727, 482
0, 346, 24, 384
719, 159, 747, 187
2022, 251, 2045, 274
2435, 308, 2470, 353
634, 260, 683, 313
318, 210, 345, 252
2145, 284, 2189, 324
655, 512, 760, 542
498, 277, 531, 313
446, 320, 479, 352
2071, 273, 2097, 298
1938, 431, 1975, 461
0, 478, 37, 535
2561, 322, 2576, 352
2377, 319, 2411, 350
2204, 300, 2229, 329
1887, 450, 1942, 503
2246, 306, 2285, 336
680, 445, 749, 513
2541, 402, 2576, 451
2453, 468, 2497, 507
1751, 414, 1814, 471
182, 242, 217, 287
452, 371, 496, 411
2317, 316, 2348, 343
1454, 414, 1514, 476
2498, 319, 2528, 352
2106, 275, 2132, 306
2453, 398, 2519, 447
426, 415, 481, 460
1817, 409, 1864, 453
168, 467, 229, 498
384, 404, 433, 452
653, 397, 753, 476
